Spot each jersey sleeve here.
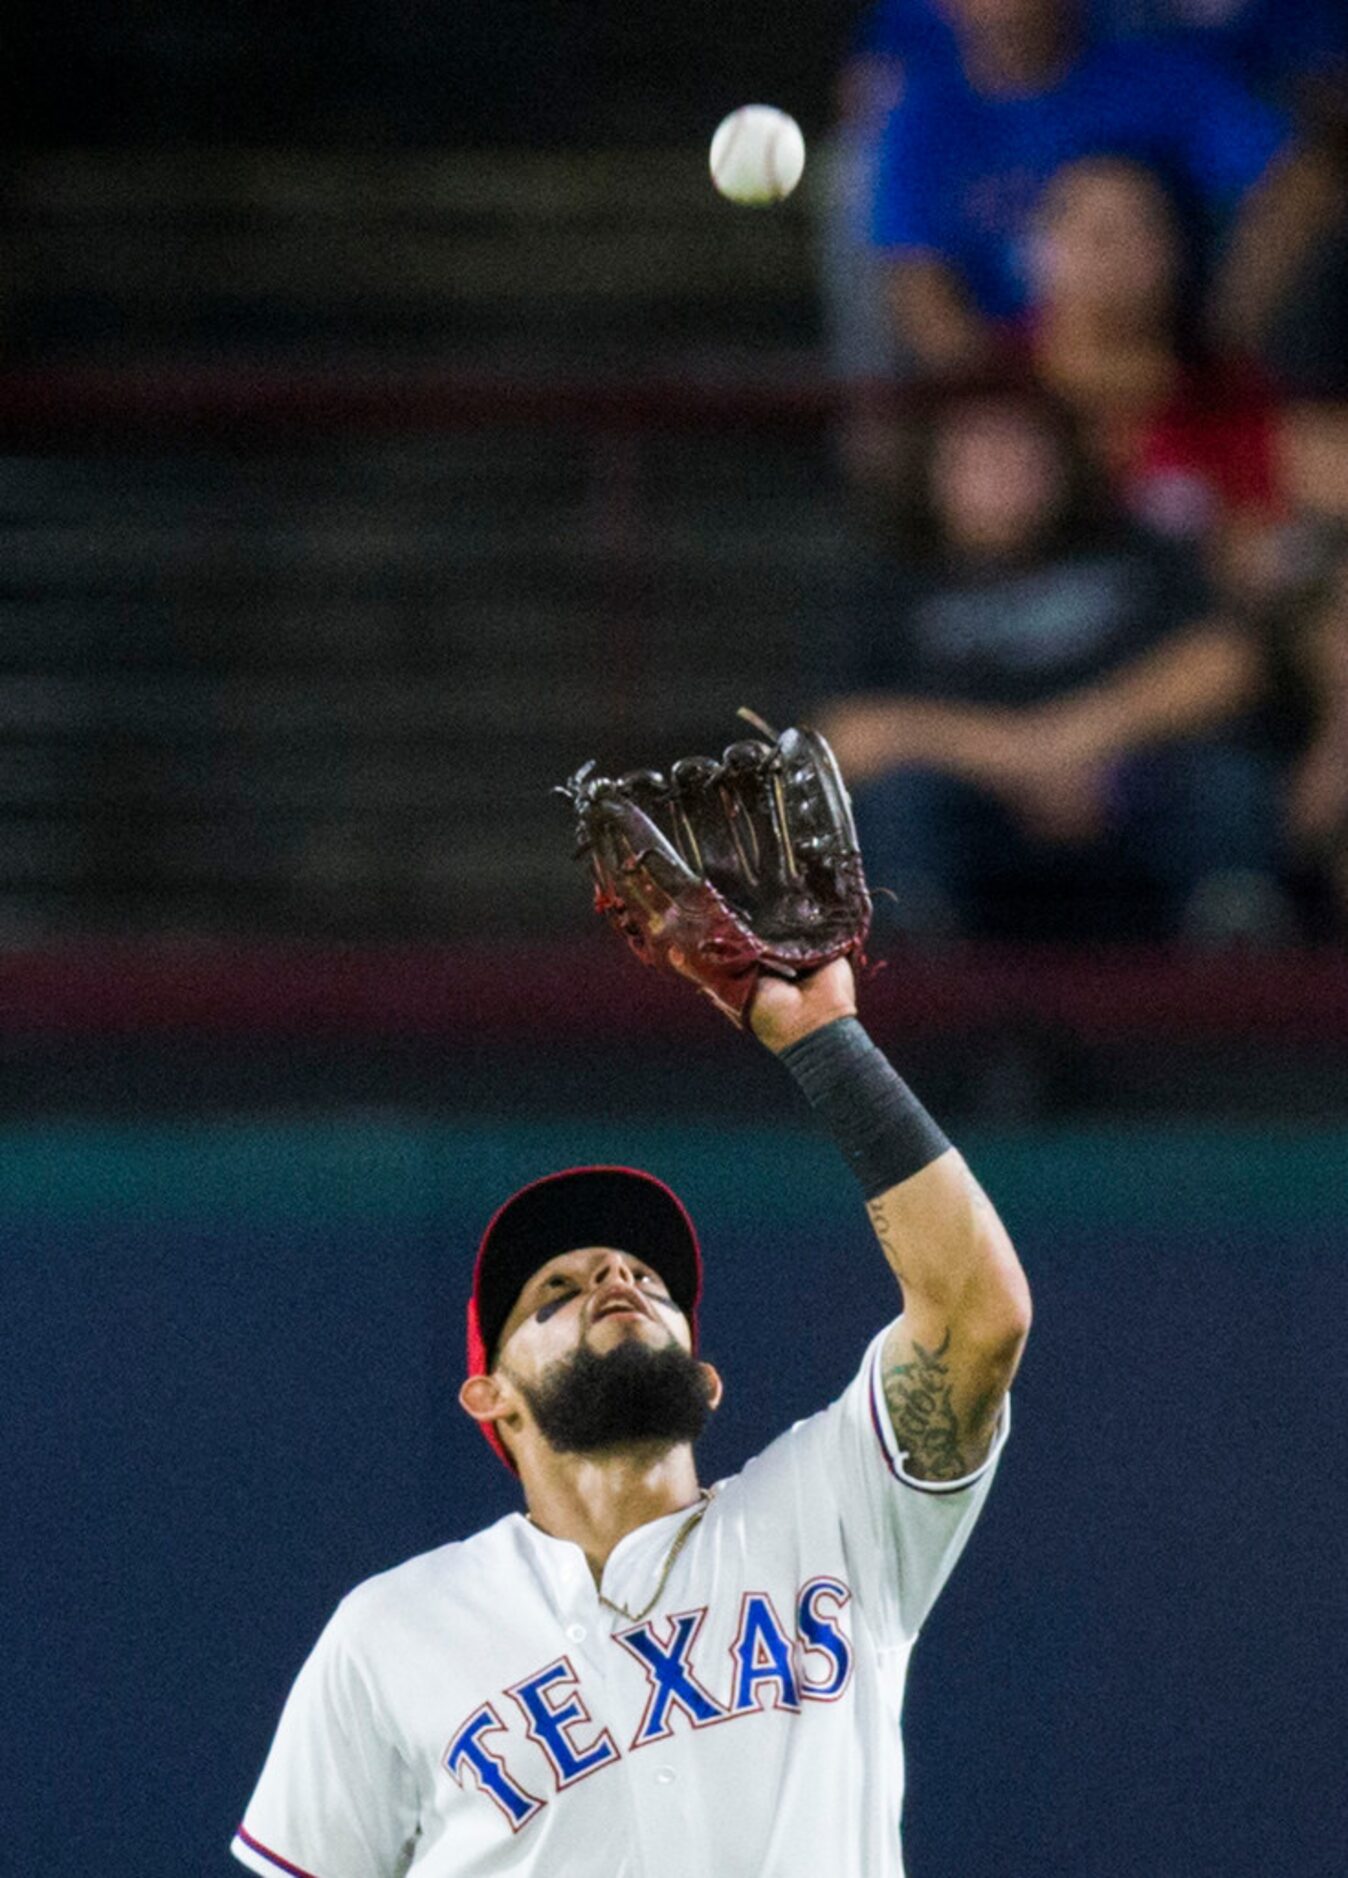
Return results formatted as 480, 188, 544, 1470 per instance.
741, 1322, 1009, 1643
232, 1600, 420, 1878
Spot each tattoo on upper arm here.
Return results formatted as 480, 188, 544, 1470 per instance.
882, 1330, 992, 1482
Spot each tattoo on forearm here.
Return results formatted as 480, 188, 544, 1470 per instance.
882, 1330, 977, 1481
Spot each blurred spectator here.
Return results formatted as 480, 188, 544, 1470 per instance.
850, 0, 1209, 75
1148, 0, 1348, 111
869, 0, 1333, 376
817, 0, 1150, 479
1118, 2, 1348, 400
1024, 153, 1287, 594
817, 384, 1288, 942
818, 0, 1144, 394
1283, 550, 1348, 930
1281, 405, 1348, 533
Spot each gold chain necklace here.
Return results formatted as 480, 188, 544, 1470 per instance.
529, 1487, 717, 1622
595, 1489, 715, 1626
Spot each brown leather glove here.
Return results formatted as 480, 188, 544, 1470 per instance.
560, 715, 872, 1025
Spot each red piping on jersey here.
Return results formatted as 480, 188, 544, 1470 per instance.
234, 1825, 326, 1878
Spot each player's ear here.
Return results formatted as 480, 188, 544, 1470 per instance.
698, 1361, 725, 1413
459, 1372, 510, 1426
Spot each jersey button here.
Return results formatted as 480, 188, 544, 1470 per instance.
654, 1766, 677, 1785
566, 1623, 587, 1643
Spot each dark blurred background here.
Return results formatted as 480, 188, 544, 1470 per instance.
2, 4, 1345, 1875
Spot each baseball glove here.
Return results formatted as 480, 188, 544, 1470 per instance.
559, 710, 872, 1024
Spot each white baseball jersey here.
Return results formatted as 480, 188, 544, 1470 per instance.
232, 1322, 1009, 1878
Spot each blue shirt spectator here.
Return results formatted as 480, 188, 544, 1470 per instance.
854, 0, 1164, 64
850, 0, 959, 65
870, 35, 1289, 321
855, 0, 1348, 89
1123, 1, 1348, 93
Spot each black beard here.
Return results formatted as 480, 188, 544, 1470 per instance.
515, 1337, 714, 1455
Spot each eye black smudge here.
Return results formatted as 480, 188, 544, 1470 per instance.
534, 1295, 574, 1325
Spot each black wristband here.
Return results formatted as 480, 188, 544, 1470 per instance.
778, 1016, 951, 1201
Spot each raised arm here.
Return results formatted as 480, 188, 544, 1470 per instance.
561, 722, 1029, 1477
752, 960, 1031, 1481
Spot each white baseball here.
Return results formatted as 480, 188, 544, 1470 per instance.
709, 105, 806, 206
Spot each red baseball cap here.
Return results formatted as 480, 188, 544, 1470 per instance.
466, 1165, 703, 1470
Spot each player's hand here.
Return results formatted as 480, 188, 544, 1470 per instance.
748, 956, 858, 1055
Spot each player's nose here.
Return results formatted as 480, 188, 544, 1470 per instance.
589, 1249, 640, 1289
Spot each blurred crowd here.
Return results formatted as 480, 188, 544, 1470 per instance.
10, 0, 1348, 953
813, 0, 1348, 942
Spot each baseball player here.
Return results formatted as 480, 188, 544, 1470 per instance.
232, 729, 1031, 1877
